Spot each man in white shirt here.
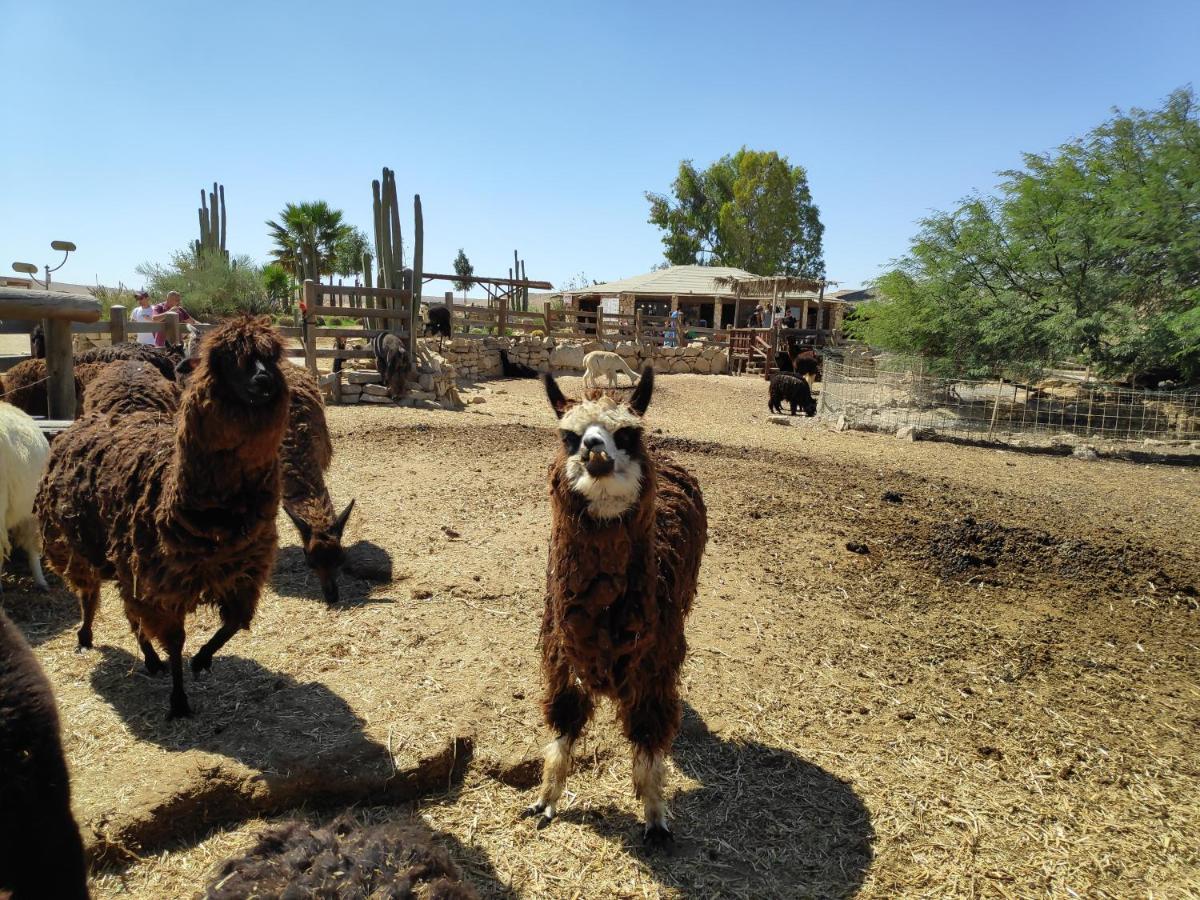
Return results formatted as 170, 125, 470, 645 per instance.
131, 291, 156, 344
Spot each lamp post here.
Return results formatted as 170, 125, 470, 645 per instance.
12, 240, 76, 290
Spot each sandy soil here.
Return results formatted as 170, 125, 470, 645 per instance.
3, 373, 1198, 899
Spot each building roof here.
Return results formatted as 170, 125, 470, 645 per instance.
564, 265, 839, 301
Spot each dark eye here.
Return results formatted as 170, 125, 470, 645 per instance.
560, 430, 581, 454
612, 427, 640, 453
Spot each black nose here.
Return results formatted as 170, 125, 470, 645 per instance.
583, 434, 605, 451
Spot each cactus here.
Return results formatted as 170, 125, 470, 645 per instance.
369, 167, 422, 355
192, 182, 228, 260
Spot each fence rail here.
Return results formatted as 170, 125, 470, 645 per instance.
819, 354, 1200, 442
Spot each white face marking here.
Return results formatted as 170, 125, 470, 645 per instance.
559, 397, 644, 520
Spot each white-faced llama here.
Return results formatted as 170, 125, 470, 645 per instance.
526, 368, 707, 845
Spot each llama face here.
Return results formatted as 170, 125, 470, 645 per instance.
205, 318, 285, 408
544, 370, 654, 520
286, 500, 354, 605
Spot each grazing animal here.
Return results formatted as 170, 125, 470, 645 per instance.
30, 324, 45, 359
74, 341, 185, 380
424, 304, 452, 339
526, 369, 707, 845
371, 332, 410, 399
278, 364, 355, 605
582, 350, 640, 389
499, 348, 538, 378
0, 610, 90, 899
81, 360, 181, 420
0, 403, 51, 592
37, 316, 291, 719
768, 373, 817, 417
202, 817, 477, 900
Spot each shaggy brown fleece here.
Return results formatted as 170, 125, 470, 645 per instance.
0, 359, 109, 418
81, 360, 181, 420
202, 816, 477, 899
37, 316, 290, 719
279, 364, 354, 604
0, 610, 89, 899
74, 341, 184, 380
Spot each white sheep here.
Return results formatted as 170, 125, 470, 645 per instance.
0, 403, 50, 591
582, 350, 641, 389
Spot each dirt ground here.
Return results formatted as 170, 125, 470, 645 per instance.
3, 373, 1198, 899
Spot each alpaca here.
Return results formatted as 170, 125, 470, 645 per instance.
768, 373, 817, 417
0, 609, 90, 899
37, 316, 291, 719
371, 332, 410, 399
0, 359, 109, 418
424, 305, 452, 340
202, 816, 476, 899
582, 350, 640, 389
278, 364, 355, 604
0, 403, 51, 591
74, 341, 185, 380
81, 360, 181, 420
526, 369, 706, 845
498, 349, 538, 379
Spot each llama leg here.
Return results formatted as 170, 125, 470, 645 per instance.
128, 618, 165, 675
162, 622, 192, 719
191, 621, 239, 674
620, 683, 683, 847
75, 582, 100, 650
13, 517, 48, 590
525, 666, 593, 827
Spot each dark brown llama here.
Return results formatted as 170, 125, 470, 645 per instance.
525, 369, 707, 846
37, 316, 290, 719
1, 359, 109, 417
74, 341, 186, 380
81, 360, 181, 419
0, 609, 90, 899
278, 364, 355, 604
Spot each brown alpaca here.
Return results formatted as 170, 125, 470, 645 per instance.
37, 317, 290, 719
278, 364, 354, 604
525, 369, 707, 845
74, 341, 185, 380
81, 360, 181, 419
0, 609, 89, 899
1, 359, 109, 418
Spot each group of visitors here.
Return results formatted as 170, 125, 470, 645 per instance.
131, 290, 194, 346
746, 304, 801, 329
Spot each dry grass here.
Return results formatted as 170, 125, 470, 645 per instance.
2, 374, 1197, 898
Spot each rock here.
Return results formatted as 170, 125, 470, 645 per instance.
1072, 445, 1099, 461
896, 424, 919, 441
767, 415, 792, 426
347, 371, 382, 385
359, 393, 394, 404
361, 383, 391, 397
469, 396, 486, 404
418, 373, 435, 391
835, 414, 849, 432
318, 372, 338, 387
549, 345, 585, 370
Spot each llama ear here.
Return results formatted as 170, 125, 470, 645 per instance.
284, 506, 313, 543
629, 367, 654, 416
331, 499, 356, 538
543, 373, 570, 418
174, 358, 199, 380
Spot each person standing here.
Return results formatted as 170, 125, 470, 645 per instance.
151, 291, 194, 347
130, 291, 156, 344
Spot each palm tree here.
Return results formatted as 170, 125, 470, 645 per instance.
266, 201, 349, 285
333, 227, 371, 285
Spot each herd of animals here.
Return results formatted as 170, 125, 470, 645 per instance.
0, 314, 820, 898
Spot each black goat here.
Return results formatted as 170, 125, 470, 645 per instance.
371, 332, 410, 399
499, 349, 538, 378
424, 305, 452, 339
768, 373, 817, 417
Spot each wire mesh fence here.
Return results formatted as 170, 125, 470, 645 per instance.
819, 353, 1200, 443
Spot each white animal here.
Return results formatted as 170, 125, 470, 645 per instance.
0, 403, 50, 591
582, 350, 641, 389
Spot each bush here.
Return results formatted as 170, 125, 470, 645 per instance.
136, 250, 273, 319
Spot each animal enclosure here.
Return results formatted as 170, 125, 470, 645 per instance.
820, 353, 1200, 444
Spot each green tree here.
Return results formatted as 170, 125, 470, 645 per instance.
137, 250, 269, 318
332, 227, 371, 282
452, 248, 474, 300
851, 88, 1200, 381
266, 201, 349, 285
645, 148, 824, 277
261, 263, 293, 312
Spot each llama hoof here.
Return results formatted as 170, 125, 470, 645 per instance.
521, 802, 555, 828
190, 654, 213, 675
167, 697, 193, 720
144, 657, 166, 676
76, 629, 93, 651
643, 823, 674, 850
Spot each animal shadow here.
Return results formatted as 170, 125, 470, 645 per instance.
90, 647, 394, 782
271, 540, 394, 606
0, 575, 78, 647
583, 702, 874, 898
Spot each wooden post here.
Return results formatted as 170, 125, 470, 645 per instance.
595, 305, 604, 340
44, 319, 76, 419
163, 311, 181, 347
801, 298, 810, 331
303, 280, 318, 376
410, 194, 423, 361
109, 304, 128, 344
498, 296, 508, 336
713, 297, 723, 331
734, 297, 742, 327
988, 376, 1006, 436
635, 308, 644, 344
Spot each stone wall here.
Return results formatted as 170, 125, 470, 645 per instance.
443, 336, 729, 377
319, 342, 462, 409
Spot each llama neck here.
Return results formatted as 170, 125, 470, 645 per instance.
550, 454, 658, 576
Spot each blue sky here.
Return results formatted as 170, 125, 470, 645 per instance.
1, 0, 1197, 294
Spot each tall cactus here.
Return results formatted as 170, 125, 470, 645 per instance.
192, 182, 228, 260
370, 167, 421, 355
